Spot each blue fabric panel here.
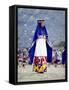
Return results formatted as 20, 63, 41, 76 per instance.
62, 50, 66, 64
46, 42, 52, 63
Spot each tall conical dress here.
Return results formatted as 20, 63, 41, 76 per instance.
31, 20, 48, 73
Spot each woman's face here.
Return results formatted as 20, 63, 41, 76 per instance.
41, 21, 45, 27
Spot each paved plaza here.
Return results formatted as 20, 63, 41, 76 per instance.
18, 64, 65, 82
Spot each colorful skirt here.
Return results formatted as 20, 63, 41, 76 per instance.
33, 56, 47, 73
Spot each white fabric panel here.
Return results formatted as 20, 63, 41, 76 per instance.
34, 38, 47, 56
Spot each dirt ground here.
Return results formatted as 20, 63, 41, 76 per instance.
18, 64, 65, 82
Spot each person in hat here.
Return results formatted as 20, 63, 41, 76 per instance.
29, 20, 52, 73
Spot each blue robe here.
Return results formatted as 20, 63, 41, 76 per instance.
62, 50, 66, 64
28, 23, 52, 64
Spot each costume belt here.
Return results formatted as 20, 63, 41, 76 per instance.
38, 35, 46, 39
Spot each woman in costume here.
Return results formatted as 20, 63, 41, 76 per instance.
29, 20, 52, 73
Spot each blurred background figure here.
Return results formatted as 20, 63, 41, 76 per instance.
17, 49, 23, 67
22, 48, 28, 68
52, 49, 61, 67
17, 48, 28, 68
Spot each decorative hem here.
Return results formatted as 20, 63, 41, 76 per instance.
33, 56, 47, 73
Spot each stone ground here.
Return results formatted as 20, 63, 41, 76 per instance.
18, 64, 65, 82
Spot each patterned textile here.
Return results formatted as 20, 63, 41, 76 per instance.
33, 56, 47, 73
